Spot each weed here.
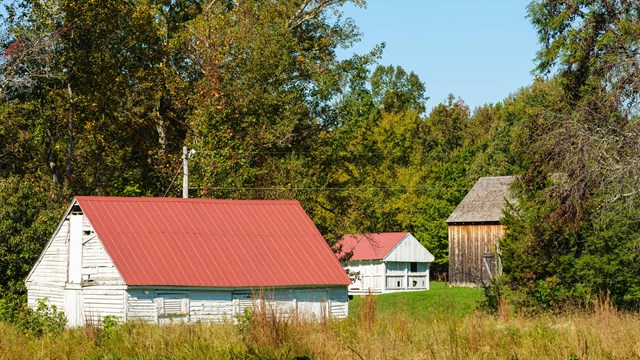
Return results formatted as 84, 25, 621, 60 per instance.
359, 291, 376, 330
1, 285, 640, 358
234, 289, 311, 358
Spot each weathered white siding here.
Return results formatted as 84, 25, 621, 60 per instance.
327, 287, 348, 318
191, 290, 234, 322
126, 290, 158, 322
384, 233, 435, 263
344, 260, 431, 294
341, 233, 435, 295
28, 199, 349, 326
126, 286, 348, 323
78, 220, 127, 323
81, 287, 127, 323
385, 262, 430, 291
26, 218, 70, 310
28, 210, 127, 325
343, 261, 386, 294
81, 232, 124, 286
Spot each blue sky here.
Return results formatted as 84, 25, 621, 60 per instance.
337, 1, 540, 112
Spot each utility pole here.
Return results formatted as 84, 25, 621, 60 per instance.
182, 146, 189, 198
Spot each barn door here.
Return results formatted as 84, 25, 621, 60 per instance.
294, 290, 329, 319
64, 286, 84, 327
481, 253, 496, 284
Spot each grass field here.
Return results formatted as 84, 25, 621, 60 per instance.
2, 283, 640, 359
349, 282, 483, 319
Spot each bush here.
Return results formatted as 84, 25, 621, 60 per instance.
479, 276, 507, 314
0, 297, 66, 337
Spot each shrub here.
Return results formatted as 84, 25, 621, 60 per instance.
0, 297, 66, 337
102, 315, 119, 332
479, 276, 505, 313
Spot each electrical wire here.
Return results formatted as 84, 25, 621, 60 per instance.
162, 163, 184, 197
196, 186, 468, 192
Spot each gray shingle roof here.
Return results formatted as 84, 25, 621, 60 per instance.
446, 176, 515, 224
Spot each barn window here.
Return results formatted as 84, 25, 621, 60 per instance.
410, 262, 418, 273
156, 293, 189, 316
232, 292, 255, 315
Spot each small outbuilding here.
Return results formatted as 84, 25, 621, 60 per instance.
335, 232, 435, 295
446, 176, 515, 286
26, 197, 351, 326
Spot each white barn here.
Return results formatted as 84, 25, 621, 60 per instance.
26, 197, 351, 326
335, 232, 435, 295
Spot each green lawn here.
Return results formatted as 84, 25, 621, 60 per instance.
348, 282, 483, 320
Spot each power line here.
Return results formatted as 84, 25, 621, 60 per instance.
197, 186, 467, 191
162, 163, 183, 197
193, 150, 388, 156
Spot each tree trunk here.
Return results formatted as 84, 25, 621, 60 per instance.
65, 83, 73, 189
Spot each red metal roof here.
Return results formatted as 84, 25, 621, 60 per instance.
75, 197, 350, 287
334, 232, 409, 261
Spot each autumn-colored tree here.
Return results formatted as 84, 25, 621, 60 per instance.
184, 0, 365, 199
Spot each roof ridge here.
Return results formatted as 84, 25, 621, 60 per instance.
75, 196, 300, 205
72, 196, 349, 287
336, 232, 410, 261
343, 231, 408, 236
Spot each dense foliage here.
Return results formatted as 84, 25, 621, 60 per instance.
1, 0, 638, 312
499, 0, 640, 310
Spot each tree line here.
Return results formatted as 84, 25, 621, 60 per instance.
1, 0, 639, 310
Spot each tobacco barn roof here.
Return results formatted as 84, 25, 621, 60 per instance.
334, 232, 410, 261
74, 196, 351, 287
446, 176, 515, 224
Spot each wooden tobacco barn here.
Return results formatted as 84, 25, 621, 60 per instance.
26, 197, 351, 326
335, 232, 435, 295
446, 176, 514, 286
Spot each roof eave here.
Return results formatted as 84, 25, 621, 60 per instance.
382, 233, 410, 262
25, 199, 78, 284
126, 282, 351, 289
447, 220, 503, 226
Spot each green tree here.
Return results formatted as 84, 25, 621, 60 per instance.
529, 0, 640, 110
0, 176, 65, 297
1, 0, 200, 196
184, 0, 365, 199
498, 0, 640, 309
370, 64, 427, 114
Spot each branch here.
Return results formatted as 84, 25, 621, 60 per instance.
287, 0, 343, 30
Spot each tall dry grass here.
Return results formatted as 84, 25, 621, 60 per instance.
1, 299, 640, 359
359, 291, 377, 330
